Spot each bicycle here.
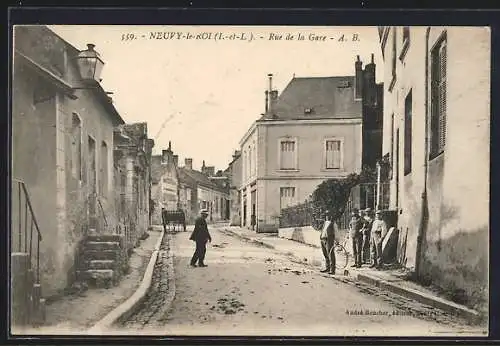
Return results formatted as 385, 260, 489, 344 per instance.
330, 235, 352, 272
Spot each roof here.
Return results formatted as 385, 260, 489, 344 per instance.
178, 167, 228, 194
14, 25, 125, 126
260, 76, 362, 121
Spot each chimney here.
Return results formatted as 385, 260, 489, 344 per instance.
355, 55, 363, 99
167, 140, 172, 152
185, 158, 193, 170
364, 53, 376, 106
265, 90, 269, 113
161, 149, 169, 164
173, 155, 179, 167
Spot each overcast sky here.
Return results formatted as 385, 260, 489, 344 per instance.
49, 25, 384, 171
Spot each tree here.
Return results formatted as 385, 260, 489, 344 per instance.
310, 166, 377, 229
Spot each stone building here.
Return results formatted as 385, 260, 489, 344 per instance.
150, 141, 180, 225
239, 58, 381, 232
12, 25, 125, 297
224, 151, 242, 226
178, 158, 230, 224
113, 122, 154, 251
378, 26, 489, 307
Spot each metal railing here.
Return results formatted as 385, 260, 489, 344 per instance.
12, 179, 43, 283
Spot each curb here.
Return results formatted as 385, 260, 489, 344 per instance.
224, 227, 484, 325
354, 272, 483, 324
87, 228, 166, 333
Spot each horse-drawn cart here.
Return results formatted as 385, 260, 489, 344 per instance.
161, 209, 187, 233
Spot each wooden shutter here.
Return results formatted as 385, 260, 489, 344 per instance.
438, 40, 447, 151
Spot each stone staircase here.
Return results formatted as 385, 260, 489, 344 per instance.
76, 232, 128, 288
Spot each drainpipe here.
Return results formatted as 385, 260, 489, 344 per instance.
376, 161, 381, 210
415, 27, 431, 278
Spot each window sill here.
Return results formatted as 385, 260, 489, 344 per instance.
321, 168, 344, 173
399, 39, 410, 62
277, 169, 299, 173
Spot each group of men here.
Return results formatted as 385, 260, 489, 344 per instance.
319, 208, 389, 275
186, 206, 389, 272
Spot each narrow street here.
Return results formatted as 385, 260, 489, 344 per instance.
118, 226, 481, 336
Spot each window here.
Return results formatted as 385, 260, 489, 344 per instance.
404, 90, 412, 175
403, 26, 410, 44
71, 113, 82, 180
280, 187, 296, 210
325, 139, 342, 169
100, 141, 108, 196
390, 113, 395, 179
430, 34, 447, 158
400, 26, 410, 61
389, 27, 397, 91
279, 139, 297, 170
248, 146, 252, 177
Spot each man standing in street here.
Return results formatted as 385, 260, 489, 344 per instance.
362, 208, 374, 265
189, 209, 212, 267
349, 210, 363, 268
370, 209, 388, 269
319, 213, 336, 275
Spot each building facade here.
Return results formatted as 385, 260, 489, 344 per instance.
225, 150, 242, 226
150, 142, 180, 224
113, 123, 154, 250
12, 26, 125, 296
240, 63, 380, 232
178, 158, 230, 224
379, 26, 489, 306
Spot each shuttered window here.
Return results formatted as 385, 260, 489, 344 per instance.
280, 140, 296, 170
404, 90, 412, 175
430, 34, 447, 158
325, 140, 341, 169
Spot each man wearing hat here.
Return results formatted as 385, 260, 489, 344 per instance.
348, 209, 363, 268
361, 208, 374, 264
319, 213, 337, 274
370, 209, 388, 269
189, 208, 212, 267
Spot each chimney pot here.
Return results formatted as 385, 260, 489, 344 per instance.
371, 53, 375, 63
357, 55, 360, 61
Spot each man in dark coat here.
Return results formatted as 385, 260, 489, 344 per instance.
189, 209, 212, 267
349, 210, 363, 268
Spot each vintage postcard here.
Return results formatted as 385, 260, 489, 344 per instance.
10, 24, 490, 337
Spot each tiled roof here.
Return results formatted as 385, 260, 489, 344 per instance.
261, 76, 362, 121
178, 167, 228, 194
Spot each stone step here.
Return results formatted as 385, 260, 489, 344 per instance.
86, 234, 124, 244
82, 249, 121, 261
88, 259, 116, 270
85, 241, 121, 251
76, 269, 117, 288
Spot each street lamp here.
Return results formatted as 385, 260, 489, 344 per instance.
75, 43, 105, 85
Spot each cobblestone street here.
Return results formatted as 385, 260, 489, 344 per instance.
115, 226, 484, 336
